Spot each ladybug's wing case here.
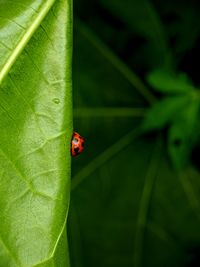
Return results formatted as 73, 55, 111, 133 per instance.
71, 132, 85, 157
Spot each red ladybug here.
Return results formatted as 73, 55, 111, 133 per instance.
71, 132, 85, 157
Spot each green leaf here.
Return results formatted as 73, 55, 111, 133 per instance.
0, 1, 72, 266
98, 0, 171, 67
168, 99, 200, 170
142, 96, 189, 131
155, 1, 200, 58
147, 69, 194, 94
69, 20, 200, 267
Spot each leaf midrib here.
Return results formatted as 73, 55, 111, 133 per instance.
0, 0, 56, 85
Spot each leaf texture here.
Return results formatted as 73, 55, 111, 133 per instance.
68, 19, 200, 267
0, 0, 72, 266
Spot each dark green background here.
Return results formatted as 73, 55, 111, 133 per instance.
68, 0, 200, 266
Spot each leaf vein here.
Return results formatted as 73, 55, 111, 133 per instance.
0, 0, 56, 84
133, 138, 162, 267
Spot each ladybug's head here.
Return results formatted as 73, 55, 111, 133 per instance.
71, 132, 85, 157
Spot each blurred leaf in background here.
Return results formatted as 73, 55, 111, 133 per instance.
68, 0, 200, 267
143, 69, 200, 169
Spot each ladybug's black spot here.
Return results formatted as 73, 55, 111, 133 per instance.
74, 147, 80, 155
81, 142, 84, 147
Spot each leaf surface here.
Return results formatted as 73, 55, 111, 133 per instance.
68, 19, 200, 267
0, 0, 72, 266
98, 0, 171, 67
142, 96, 189, 131
147, 70, 194, 94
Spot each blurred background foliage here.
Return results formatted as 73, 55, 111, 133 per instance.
68, 0, 200, 266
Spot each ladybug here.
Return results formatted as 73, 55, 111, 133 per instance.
71, 132, 85, 157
